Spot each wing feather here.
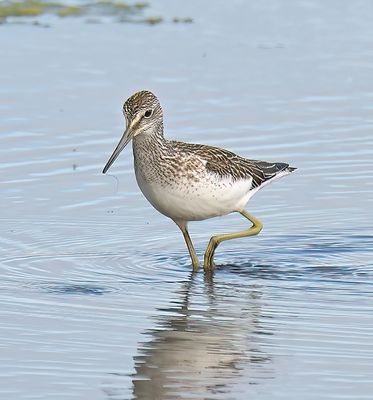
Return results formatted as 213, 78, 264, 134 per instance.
170, 140, 296, 189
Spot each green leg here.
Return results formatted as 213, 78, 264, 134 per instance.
204, 210, 263, 271
176, 221, 200, 272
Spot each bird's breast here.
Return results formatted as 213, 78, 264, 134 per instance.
134, 161, 253, 222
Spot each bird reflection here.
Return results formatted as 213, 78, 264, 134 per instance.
128, 270, 273, 400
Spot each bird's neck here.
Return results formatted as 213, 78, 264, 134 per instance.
132, 122, 168, 159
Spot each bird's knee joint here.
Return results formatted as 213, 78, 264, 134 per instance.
210, 236, 219, 247
250, 222, 263, 235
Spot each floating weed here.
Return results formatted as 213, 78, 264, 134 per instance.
143, 16, 162, 25
0, 0, 192, 25
119, 15, 162, 24
110, 1, 131, 10
0, 0, 145, 19
57, 5, 84, 17
134, 2, 148, 9
0, 1, 45, 17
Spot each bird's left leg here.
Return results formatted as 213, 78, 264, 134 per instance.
204, 210, 263, 270
175, 221, 200, 272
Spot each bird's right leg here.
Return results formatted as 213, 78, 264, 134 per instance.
204, 210, 263, 270
175, 221, 200, 272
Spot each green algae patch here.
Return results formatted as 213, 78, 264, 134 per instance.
0, 1, 46, 17
110, 1, 131, 10
57, 5, 84, 17
134, 2, 148, 9
0, 0, 148, 19
143, 16, 162, 25
0, 0, 192, 25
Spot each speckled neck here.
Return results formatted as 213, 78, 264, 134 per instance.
132, 122, 171, 175
133, 121, 167, 151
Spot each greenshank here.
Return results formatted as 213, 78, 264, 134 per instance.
103, 91, 296, 271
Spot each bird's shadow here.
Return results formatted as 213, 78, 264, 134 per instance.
200, 256, 365, 283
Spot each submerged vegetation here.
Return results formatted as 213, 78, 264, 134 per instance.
57, 5, 84, 17
0, 0, 192, 25
0, 0, 46, 17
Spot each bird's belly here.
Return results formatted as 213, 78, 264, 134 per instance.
136, 172, 253, 222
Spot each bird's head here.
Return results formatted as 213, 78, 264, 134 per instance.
103, 90, 162, 174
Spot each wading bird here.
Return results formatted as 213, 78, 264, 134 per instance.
103, 91, 296, 271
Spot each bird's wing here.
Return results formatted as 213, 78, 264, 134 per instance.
171, 141, 295, 189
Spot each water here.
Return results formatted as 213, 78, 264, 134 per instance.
1, 0, 373, 399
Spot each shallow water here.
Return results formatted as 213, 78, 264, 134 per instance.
1, 0, 373, 399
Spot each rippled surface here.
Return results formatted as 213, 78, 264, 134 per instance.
1, 0, 373, 399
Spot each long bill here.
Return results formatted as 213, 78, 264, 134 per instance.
102, 126, 133, 174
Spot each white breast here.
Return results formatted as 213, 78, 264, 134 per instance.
135, 168, 254, 222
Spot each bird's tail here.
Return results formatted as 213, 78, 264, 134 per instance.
286, 166, 297, 173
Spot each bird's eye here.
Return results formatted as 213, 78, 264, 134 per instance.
144, 109, 153, 118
